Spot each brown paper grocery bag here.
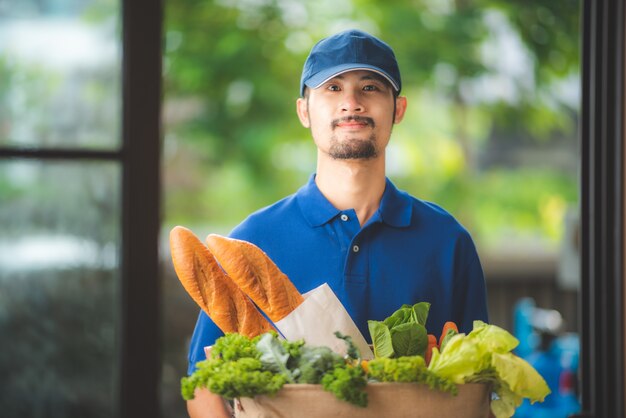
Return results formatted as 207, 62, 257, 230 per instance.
202, 284, 373, 360
273, 283, 374, 359
235, 382, 491, 418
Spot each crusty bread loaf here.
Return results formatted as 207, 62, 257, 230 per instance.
205, 234, 304, 322
169, 226, 275, 337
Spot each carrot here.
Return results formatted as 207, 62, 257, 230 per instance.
439, 321, 459, 348
361, 360, 370, 374
425, 334, 437, 365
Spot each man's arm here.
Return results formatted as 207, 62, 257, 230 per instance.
187, 388, 232, 418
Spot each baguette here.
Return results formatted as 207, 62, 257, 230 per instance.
169, 226, 275, 337
205, 234, 304, 322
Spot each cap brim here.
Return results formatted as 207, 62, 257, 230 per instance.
304, 63, 400, 93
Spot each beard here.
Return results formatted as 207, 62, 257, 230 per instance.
328, 115, 378, 160
328, 134, 378, 160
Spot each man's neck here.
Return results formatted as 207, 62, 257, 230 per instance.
315, 157, 386, 226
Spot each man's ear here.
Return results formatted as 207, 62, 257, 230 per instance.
393, 96, 408, 124
296, 97, 310, 128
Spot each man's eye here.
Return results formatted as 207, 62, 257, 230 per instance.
327, 85, 341, 91
363, 85, 378, 91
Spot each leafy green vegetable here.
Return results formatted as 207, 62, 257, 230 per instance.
181, 309, 551, 418
181, 332, 370, 406
181, 357, 287, 400
491, 352, 551, 404
321, 364, 368, 407
181, 332, 287, 401
368, 320, 394, 358
468, 320, 519, 353
211, 332, 262, 361
390, 322, 427, 357
294, 345, 344, 384
367, 356, 458, 395
427, 321, 551, 418
256, 333, 296, 383
383, 308, 411, 329
369, 302, 430, 358
439, 328, 458, 352
281, 338, 306, 362
428, 334, 485, 382
333, 331, 361, 360
411, 302, 430, 325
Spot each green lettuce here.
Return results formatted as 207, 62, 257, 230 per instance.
368, 302, 430, 358
491, 352, 551, 403
427, 320, 551, 418
368, 320, 394, 358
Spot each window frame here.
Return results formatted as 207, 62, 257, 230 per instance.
0, 0, 163, 415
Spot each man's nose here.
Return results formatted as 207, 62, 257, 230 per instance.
340, 91, 364, 112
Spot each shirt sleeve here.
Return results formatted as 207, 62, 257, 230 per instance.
453, 232, 489, 334
187, 310, 224, 375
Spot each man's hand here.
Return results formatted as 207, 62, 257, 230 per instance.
187, 388, 233, 418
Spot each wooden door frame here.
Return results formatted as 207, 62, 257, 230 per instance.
119, 0, 163, 416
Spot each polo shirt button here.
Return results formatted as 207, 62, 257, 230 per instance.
352, 245, 360, 253
340, 214, 349, 221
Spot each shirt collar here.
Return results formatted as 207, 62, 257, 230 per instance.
378, 178, 413, 227
296, 174, 413, 228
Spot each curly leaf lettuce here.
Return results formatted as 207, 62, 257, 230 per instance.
367, 356, 457, 394
491, 352, 550, 403
468, 320, 519, 353
321, 363, 368, 407
181, 357, 287, 400
427, 334, 485, 382
182, 332, 370, 406
427, 321, 551, 418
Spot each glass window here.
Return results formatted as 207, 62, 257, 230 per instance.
0, 160, 121, 416
0, 0, 121, 149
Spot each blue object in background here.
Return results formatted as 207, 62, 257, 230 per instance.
513, 298, 538, 358
512, 299, 581, 418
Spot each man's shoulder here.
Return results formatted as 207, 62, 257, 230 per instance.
230, 193, 301, 240
406, 193, 458, 222
404, 193, 472, 238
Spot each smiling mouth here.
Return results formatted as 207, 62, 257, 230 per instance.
337, 122, 367, 129
332, 116, 375, 129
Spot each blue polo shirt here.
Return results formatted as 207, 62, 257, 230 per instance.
188, 174, 488, 373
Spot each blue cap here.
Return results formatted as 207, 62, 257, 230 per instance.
300, 29, 401, 97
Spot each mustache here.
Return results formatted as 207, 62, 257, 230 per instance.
331, 115, 375, 129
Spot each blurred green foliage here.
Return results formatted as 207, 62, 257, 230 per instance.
163, 0, 580, 251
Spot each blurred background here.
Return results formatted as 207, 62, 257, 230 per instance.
0, 0, 581, 416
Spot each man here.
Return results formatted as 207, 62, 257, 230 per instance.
186, 29, 488, 417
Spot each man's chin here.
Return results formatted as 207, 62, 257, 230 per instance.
329, 149, 378, 160
329, 137, 378, 160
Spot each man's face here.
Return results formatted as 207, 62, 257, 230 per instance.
296, 70, 407, 161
